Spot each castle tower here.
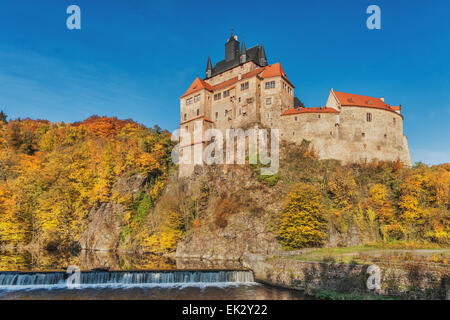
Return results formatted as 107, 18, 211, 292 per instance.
206, 56, 212, 79
259, 43, 268, 66
240, 40, 247, 64
225, 31, 240, 62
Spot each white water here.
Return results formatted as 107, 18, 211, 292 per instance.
0, 270, 255, 291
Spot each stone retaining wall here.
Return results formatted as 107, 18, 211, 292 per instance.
242, 254, 449, 299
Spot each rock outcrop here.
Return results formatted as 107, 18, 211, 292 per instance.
80, 174, 148, 251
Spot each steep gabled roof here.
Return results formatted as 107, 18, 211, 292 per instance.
261, 62, 294, 87
180, 77, 213, 98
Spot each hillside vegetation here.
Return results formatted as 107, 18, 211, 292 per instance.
0, 113, 448, 255
0, 114, 174, 251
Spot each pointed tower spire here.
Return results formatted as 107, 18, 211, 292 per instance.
206, 56, 212, 78
259, 43, 268, 66
240, 40, 247, 64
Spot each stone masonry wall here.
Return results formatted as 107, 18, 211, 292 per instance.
243, 254, 449, 299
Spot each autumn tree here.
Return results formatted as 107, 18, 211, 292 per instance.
278, 183, 327, 249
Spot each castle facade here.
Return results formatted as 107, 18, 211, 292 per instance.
179, 32, 412, 175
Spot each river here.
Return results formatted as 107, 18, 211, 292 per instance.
0, 249, 306, 300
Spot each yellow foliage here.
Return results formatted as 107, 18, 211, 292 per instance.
328, 169, 358, 208
277, 183, 327, 249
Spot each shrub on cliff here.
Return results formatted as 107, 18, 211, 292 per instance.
277, 183, 327, 249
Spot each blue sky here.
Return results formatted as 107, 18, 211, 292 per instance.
0, 0, 449, 164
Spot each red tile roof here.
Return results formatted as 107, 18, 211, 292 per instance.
333, 91, 401, 115
334, 91, 386, 108
180, 77, 214, 98
261, 62, 294, 87
181, 63, 293, 99
281, 107, 340, 116
213, 67, 265, 91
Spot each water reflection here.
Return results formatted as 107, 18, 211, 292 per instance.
0, 284, 307, 300
0, 249, 177, 271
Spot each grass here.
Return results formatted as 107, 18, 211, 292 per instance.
286, 244, 450, 264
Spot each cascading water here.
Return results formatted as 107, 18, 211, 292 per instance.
0, 270, 255, 290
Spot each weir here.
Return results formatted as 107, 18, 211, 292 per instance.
0, 270, 255, 288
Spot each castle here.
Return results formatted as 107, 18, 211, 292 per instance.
179, 32, 412, 175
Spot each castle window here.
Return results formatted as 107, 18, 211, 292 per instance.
225, 110, 228, 116
292, 131, 295, 136
184, 113, 187, 121
366, 113, 372, 122
241, 82, 249, 91
362, 132, 365, 137
393, 118, 396, 126
238, 97, 241, 103
267, 113, 270, 118
214, 93, 221, 101
266, 97, 272, 105
239, 108, 241, 115
295, 116, 297, 121
318, 115, 321, 119
282, 82, 287, 90
186, 98, 193, 105
196, 109, 199, 116
194, 94, 200, 103
223, 90, 230, 98
384, 134, 387, 138
215, 112, 218, 120
265, 81, 275, 89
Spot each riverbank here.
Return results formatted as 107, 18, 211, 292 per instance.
241, 248, 449, 300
